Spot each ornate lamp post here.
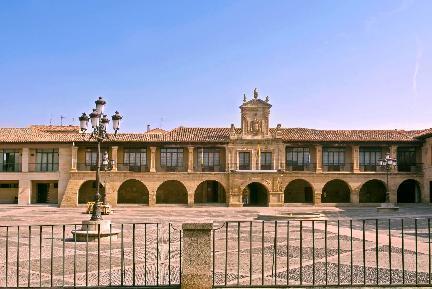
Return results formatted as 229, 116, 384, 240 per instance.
377, 152, 399, 211
78, 97, 122, 221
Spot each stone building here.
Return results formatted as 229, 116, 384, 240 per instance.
1, 90, 431, 207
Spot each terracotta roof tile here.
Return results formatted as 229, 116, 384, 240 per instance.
0, 125, 429, 143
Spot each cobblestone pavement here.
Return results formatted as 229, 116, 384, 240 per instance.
0, 204, 431, 287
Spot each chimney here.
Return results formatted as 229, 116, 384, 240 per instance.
147, 124, 150, 132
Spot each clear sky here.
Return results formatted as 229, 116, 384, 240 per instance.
0, 0, 431, 132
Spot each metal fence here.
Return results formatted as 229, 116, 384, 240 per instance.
212, 218, 432, 287
0, 223, 181, 288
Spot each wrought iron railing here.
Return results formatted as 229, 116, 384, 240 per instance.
0, 163, 21, 172
212, 218, 432, 287
28, 163, 59, 172
322, 163, 354, 172
117, 163, 149, 172
0, 223, 181, 288
194, 165, 225, 172
284, 162, 316, 172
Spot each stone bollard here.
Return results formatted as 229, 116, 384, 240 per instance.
181, 222, 213, 289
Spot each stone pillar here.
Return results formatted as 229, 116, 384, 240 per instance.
251, 149, 256, 170
313, 183, 324, 205
181, 223, 213, 289
315, 145, 322, 173
390, 145, 397, 159
111, 146, 118, 171
187, 147, 194, 173
352, 145, 360, 173
71, 146, 78, 171
150, 147, 156, 172
18, 179, 31, 205
268, 192, 284, 207
21, 147, 29, 172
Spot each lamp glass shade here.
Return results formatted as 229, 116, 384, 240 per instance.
95, 97, 106, 114
112, 111, 122, 131
100, 115, 110, 130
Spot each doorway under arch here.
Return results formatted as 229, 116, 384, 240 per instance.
156, 180, 188, 204
194, 180, 226, 204
242, 182, 268, 206
397, 179, 421, 203
117, 179, 149, 204
78, 180, 105, 204
284, 179, 314, 203
322, 179, 350, 203
359, 179, 387, 203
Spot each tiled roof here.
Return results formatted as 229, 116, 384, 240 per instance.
0, 125, 429, 143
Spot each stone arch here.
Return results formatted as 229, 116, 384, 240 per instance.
322, 179, 350, 203
78, 180, 105, 204
397, 179, 421, 203
117, 179, 149, 204
156, 180, 188, 204
359, 179, 387, 203
284, 179, 314, 203
194, 180, 226, 204
242, 182, 268, 206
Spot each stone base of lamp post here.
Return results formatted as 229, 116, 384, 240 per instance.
376, 201, 399, 213
71, 219, 119, 242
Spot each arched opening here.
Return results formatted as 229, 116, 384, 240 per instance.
117, 179, 149, 204
359, 180, 387, 203
242, 182, 268, 206
322, 179, 350, 203
284, 179, 314, 203
156, 180, 188, 204
78, 180, 105, 204
397, 179, 421, 203
194, 180, 226, 204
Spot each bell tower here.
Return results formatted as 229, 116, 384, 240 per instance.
238, 88, 272, 139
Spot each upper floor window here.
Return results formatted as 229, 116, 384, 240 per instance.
260, 152, 272, 170
323, 147, 345, 171
286, 147, 310, 171
85, 149, 98, 167
197, 148, 221, 171
35, 149, 59, 172
160, 148, 184, 168
239, 152, 251, 170
124, 148, 147, 171
0, 149, 21, 172
359, 147, 382, 171
397, 147, 417, 172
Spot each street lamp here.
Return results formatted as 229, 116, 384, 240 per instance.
377, 152, 397, 204
79, 97, 122, 221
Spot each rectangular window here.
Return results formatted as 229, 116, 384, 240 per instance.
286, 147, 310, 171
35, 149, 59, 172
323, 147, 345, 171
239, 152, 251, 170
124, 148, 147, 171
260, 152, 272, 170
359, 147, 382, 171
85, 149, 98, 169
160, 148, 184, 169
197, 148, 221, 171
0, 149, 21, 172
397, 147, 417, 172
0, 183, 18, 188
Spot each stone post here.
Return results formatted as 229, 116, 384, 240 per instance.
187, 147, 194, 173
21, 147, 29, 172
352, 145, 360, 173
71, 145, 78, 171
181, 223, 213, 289
315, 145, 322, 173
111, 146, 118, 171
150, 147, 156, 172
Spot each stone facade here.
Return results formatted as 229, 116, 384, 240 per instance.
0, 90, 431, 207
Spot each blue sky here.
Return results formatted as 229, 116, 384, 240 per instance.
0, 0, 430, 132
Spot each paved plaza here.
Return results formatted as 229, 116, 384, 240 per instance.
0, 204, 431, 288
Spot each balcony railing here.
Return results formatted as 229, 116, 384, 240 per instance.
322, 163, 353, 172
397, 163, 423, 173
0, 163, 21, 172
28, 163, 59, 172
194, 165, 225, 172
284, 162, 316, 172
117, 163, 149, 172
77, 163, 97, 171
159, 165, 186, 172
